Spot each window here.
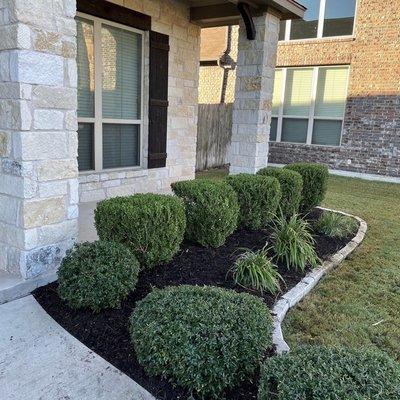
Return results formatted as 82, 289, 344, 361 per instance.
76, 14, 143, 172
270, 66, 349, 146
280, 0, 356, 41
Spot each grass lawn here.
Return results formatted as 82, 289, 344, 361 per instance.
196, 169, 400, 361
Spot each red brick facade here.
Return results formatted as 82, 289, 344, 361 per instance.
199, 0, 400, 176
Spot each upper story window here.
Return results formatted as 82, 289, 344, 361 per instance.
280, 0, 357, 41
76, 13, 143, 172
270, 66, 350, 147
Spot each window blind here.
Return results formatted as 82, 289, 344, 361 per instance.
281, 118, 308, 143
312, 120, 342, 146
77, 17, 95, 118
102, 24, 142, 120
270, 117, 278, 141
272, 69, 282, 115
103, 124, 139, 169
77, 123, 94, 171
283, 68, 313, 117
315, 67, 348, 118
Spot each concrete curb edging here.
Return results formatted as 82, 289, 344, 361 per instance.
272, 207, 368, 354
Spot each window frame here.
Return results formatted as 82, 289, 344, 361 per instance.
280, 0, 358, 42
76, 12, 145, 173
271, 65, 350, 147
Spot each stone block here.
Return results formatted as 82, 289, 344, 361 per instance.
22, 197, 66, 229
37, 159, 77, 181
34, 110, 64, 130
0, 23, 30, 51
10, 51, 64, 86
32, 86, 77, 109
0, 131, 10, 156
37, 219, 78, 247
38, 181, 68, 198
14, 131, 69, 160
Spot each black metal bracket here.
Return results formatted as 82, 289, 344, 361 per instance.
237, 2, 256, 40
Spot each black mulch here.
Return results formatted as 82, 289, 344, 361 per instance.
33, 209, 354, 400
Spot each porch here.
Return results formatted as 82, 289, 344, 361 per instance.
0, 0, 304, 301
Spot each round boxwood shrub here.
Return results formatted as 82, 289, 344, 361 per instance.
130, 285, 273, 399
95, 194, 186, 268
284, 163, 329, 213
171, 179, 239, 247
258, 346, 400, 400
58, 241, 140, 312
226, 174, 281, 230
257, 167, 303, 218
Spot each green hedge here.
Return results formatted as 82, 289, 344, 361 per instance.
284, 163, 329, 213
95, 194, 186, 268
258, 346, 400, 399
171, 179, 239, 247
58, 241, 140, 312
257, 167, 303, 218
130, 285, 273, 399
226, 174, 281, 229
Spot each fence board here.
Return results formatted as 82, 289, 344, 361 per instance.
196, 103, 233, 171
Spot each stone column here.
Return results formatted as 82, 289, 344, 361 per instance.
228, 12, 280, 174
0, 0, 78, 280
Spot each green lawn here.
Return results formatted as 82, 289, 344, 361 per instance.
196, 169, 400, 360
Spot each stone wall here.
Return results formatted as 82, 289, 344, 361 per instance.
228, 13, 280, 175
79, 0, 200, 203
198, 0, 400, 177
0, 0, 78, 279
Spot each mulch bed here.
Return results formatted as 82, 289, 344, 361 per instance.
33, 208, 353, 400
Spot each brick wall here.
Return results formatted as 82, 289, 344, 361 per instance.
199, 0, 400, 177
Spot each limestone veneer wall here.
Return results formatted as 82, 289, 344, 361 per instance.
78, 0, 200, 203
0, 0, 79, 279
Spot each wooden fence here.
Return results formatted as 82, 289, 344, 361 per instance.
196, 103, 233, 171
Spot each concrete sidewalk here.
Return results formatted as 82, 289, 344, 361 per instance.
0, 296, 154, 400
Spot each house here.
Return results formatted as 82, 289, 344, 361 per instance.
198, 0, 400, 177
0, 0, 305, 298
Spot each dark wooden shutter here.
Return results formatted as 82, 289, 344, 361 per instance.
148, 31, 169, 169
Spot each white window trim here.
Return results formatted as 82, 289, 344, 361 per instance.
77, 12, 145, 173
281, 0, 358, 43
271, 65, 350, 147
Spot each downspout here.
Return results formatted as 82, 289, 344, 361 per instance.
220, 25, 233, 104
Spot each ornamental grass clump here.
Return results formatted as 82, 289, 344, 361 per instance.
171, 179, 239, 247
258, 346, 400, 400
95, 194, 186, 268
315, 211, 359, 239
232, 247, 282, 294
284, 163, 329, 213
271, 213, 320, 271
58, 241, 140, 312
257, 167, 303, 219
130, 285, 273, 399
226, 174, 281, 230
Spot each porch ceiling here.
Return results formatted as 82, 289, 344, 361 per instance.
189, 0, 305, 27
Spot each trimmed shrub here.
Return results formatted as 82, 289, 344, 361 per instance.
58, 241, 139, 312
284, 163, 329, 213
171, 179, 239, 247
257, 167, 303, 218
258, 346, 400, 399
232, 247, 282, 294
271, 213, 320, 271
130, 285, 273, 399
226, 174, 281, 230
315, 211, 359, 239
95, 194, 186, 268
